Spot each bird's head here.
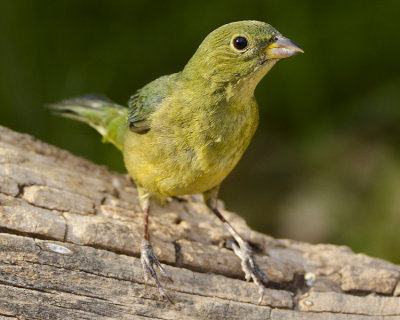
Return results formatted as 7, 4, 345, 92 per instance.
182, 20, 303, 97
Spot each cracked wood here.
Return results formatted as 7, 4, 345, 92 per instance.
0, 125, 399, 319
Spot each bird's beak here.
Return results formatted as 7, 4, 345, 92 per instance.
264, 35, 304, 59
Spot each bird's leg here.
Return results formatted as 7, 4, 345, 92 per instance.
138, 188, 173, 303
204, 186, 268, 304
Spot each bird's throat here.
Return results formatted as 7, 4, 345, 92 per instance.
225, 59, 278, 104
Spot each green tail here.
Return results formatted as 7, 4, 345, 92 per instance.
48, 94, 128, 150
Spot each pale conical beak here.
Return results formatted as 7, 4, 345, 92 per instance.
264, 35, 304, 59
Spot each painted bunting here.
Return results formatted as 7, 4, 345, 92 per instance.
49, 20, 303, 303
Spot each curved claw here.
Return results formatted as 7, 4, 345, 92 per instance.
141, 240, 174, 304
227, 239, 268, 304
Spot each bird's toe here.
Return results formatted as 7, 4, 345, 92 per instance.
140, 240, 174, 303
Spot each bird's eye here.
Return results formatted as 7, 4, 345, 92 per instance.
232, 36, 248, 50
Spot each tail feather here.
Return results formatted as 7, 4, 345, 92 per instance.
48, 95, 128, 150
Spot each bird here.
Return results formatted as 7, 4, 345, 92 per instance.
49, 20, 303, 304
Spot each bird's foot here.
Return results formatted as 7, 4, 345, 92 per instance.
140, 240, 174, 303
226, 239, 268, 304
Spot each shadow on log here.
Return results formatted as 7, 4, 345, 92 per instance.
0, 125, 399, 319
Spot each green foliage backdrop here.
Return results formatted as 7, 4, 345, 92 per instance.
1, 0, 399, 262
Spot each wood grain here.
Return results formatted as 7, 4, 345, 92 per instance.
0, 125, 399, 319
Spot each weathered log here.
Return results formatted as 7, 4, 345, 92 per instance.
0, 125, 399, 319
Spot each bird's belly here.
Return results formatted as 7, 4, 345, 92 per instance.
123, 101, 258, 197
164, 144, 243, 196
123, 127, 253, 197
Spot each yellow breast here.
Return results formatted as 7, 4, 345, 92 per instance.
123, 96, 259, 198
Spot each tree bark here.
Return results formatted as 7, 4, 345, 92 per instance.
0, 125, 399, 319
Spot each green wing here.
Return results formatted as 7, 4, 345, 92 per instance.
128, 73, 179, 134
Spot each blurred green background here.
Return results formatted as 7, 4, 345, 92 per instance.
1, 1, 399, 262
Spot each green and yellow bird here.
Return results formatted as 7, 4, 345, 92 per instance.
50, 20, 303, 303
